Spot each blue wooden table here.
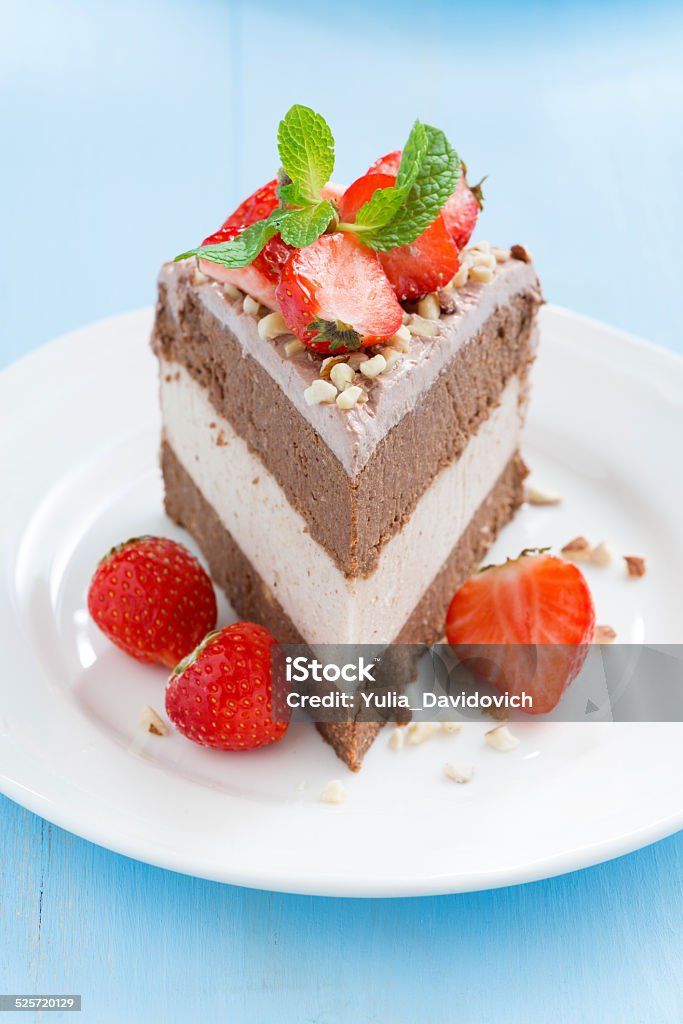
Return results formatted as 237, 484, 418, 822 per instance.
2, 1, 682, 1020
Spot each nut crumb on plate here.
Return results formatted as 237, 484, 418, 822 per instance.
485, 724, 520, 752
407, 722, 438, 746
139, 706, 168, 736
561, 536, 592, 561
441, 721, 463, 736
624, 555, 646, 578
320, 779, 348, 805
590, 541, 616, 567
388, 728, 405, 750
595, 624, 617, 644
444, 761, 474, 784
525, 483, 562, 506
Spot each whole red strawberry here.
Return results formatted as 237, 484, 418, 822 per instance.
445, 551, 596, 714
88, 536, 217, 669
165, 623, 289, 751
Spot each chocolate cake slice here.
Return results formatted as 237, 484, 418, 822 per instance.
151, 249, 542, 770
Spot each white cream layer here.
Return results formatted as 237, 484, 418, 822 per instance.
161, 364, 523, 646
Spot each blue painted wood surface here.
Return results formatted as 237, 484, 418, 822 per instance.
1, 1, 682, 1020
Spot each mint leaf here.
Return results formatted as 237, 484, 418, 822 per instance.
175, 209, 287, 268
308, 317, 363, 352
352, 122, 461, 252
280, 200, 335, 248
278, 105, 335, 201
278, 180, 318, 208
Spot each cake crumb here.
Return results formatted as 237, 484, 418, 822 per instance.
388, 728, 405, 750
336, 385, 363, 411
624, 555, 646, 578
215, 430, 227, 447
510, 244, 532, 263
320, 779, 348, 805
595, 624, 617, 644
284, 338, 305, 357
251, 477, 259, 486
407, 722, 438, 746
441, 721, 463, 736
485, 724, 520, 752
590, 541, 616, 567
139, 706, 168, 736
243, 294, 260, 316
304, 379, 337, 406
525, 483, 562, 506
561, 536, 592, 561
445, 761, 474, 784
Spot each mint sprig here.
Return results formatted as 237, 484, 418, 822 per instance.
280, 201, 336, 248
349, 122, 461, 252
175, 209, 288, 268
277, 105, 335, 201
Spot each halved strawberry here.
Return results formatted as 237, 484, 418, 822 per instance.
198, 179, 291, 309
275, 232, 403, 354
445, 552, 596, 714
367, 151, 483, 251
339, 173, 459, 301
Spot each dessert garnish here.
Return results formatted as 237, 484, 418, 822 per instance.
624, 555, 646, 578
87, 536, 217, 668
165, 623, 288, 751
176, 104, 482, 354
445, 550, 596, 714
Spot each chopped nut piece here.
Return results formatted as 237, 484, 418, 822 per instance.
284, 338, 305, 357
437, 288, 457, 315
330, 362, 356, 390
510, 244, 532, 263
416, 293, 441, 320
525, 483, 562, 506
561, 536, 592, 561
347, 351, 370, 369
408, 316, 439, 338
386, 325, 411, 351
379, 347, 402, 371
407, 722, 438, 746
469, 250, 496, 269
624, 555, 646, 578
388, 728, 405, 750
445, 761, 474, 784
320, 779, 348, 804
441, 721, 463, 736
485, 724, 520, 752
336, 385, 363, 410
223, 282, 243, 301
469, 264, 494, 283
242, 294, 260, 316
257, 310, 289, 341
139, 706, 168, 736
590, 541, 616, 567
595, 624, 617, 644
360, 354, 387, 379
450, 263, 469, 289
469, 240, 491, 253
491, 246, 511, 263
304, 379, 337, 406
191, 269, 209, 287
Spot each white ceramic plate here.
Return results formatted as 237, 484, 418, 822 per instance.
1, 306, 682, 897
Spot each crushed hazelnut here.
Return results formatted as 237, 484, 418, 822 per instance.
191, 269, 209, 287
139, 706, 168, 736
595, 624, 617, 644
330, 362, 356, 390
257, 310, 289, 341
444, 761, 474, 784
491, 246, 511, 263
416, 293, 441, 320
320, 779, 348, 805
336, 385, 363, 410
437, 288, 457, 314
284, 338, 305, 357
450, 263, 470, 289
469, 264, 494, 283
624, 555, 646, 578
347, 351, 370, 369
485, 724, 520, 752
304, 379, 337, 406
590, 541, 616, 567
379, 347, 402, 371
360, 354, 387, 379
408, 316, 440, 338
388, 728, 405, 750
441, 721, 463, 736
561, 536, 592, 561
407, 722, 438, 746
525, 483, 562, 506
510, 244, 532, 263
469, 240, 491, 253
243, 294, 260, 316
223, 282, 243, 301
386, 325, 411, 351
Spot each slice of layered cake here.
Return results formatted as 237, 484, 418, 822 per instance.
151, 106, 543, 770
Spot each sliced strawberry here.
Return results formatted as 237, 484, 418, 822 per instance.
445, 552, 596, 714
339, 172, 459, 301
367, 151, 483, 251
275, 232, 403, 354
198, 179, 290, 309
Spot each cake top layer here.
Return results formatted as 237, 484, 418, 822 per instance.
158, 255, 541, 478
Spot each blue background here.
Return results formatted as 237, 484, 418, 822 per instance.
1, 1, 682, 1020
